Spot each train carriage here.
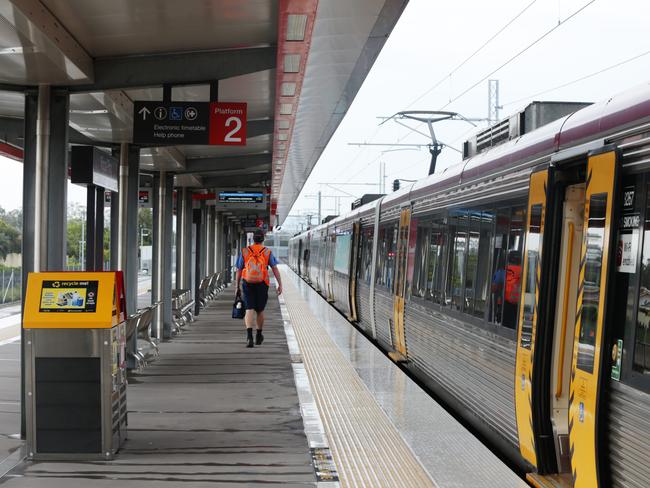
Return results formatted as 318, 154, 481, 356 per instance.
289, 83, 650, 488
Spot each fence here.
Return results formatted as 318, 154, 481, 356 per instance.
0, 268, 22, 305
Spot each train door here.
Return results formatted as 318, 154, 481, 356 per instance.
390, 206, 411, 361
348, 221, 361, 322
298, 239, 303, 276
567, 150, 619, 488
517, 149, 620, 488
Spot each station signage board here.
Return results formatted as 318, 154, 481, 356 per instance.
213, 188, 266, 210
218, 191, 264, 204
133, 101, 247, 146
70, 146, 119, 192
138, 188, 152, 208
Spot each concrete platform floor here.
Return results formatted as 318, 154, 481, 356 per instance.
0, 287, 316, 487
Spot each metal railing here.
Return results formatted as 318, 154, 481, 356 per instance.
0, 268, 21, 304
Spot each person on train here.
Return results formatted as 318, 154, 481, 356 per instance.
235, 228, 283, 348
491, 251, 522, 328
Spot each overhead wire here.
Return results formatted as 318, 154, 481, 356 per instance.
440, 0, 597, 110
403, 0, 539, 110
501, 48, 650, 107
336, 0, 597, 187
336, 0, 541, 185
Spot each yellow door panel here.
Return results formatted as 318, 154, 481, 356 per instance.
515, 169, 549, 468
569, 150, 618, 488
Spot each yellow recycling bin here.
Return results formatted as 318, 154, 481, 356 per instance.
23, 271, 127, 459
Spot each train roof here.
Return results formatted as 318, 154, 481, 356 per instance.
292, 82, 650, 239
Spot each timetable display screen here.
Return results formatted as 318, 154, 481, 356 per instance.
218, 192, 264, 204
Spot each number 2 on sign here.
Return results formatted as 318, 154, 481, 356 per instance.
209, 102, 247, 146
224, 116, 242, 143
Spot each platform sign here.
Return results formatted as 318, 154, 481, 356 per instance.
133, 101, 210, 145
133, 101, 247, 146
209, 102, 247, 145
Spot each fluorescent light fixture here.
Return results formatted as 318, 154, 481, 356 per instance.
278, 120, 290, 129
281, 82, 297, 96
278, 133, 288, 141
280, 103, 293, 115
283, 54, 301, 73
286, 14, 308, 41
70, 109, 109, 115
277, 142, 286, 150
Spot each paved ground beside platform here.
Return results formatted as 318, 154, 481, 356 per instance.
0, 287, 316, 487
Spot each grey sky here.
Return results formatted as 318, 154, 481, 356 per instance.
0, 0, 648, 220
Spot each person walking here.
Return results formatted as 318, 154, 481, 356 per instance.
235, 228, 283, 348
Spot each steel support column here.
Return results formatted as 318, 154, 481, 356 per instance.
152, 172, 174, 340
21, 86, 69, 438
193, 207, 203, 316
175, 187, 192, 289
199, 201, 207, 280
215, 213, 221, 277
205, 206, 213, 275
115, 144, 140, 366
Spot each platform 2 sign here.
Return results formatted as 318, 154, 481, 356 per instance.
39, 280, 99, 313
133, 101, 247, 146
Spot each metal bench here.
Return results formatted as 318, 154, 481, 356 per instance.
172, 289, 195, 330
136, 301, 161, 362
126, 310, 146, 371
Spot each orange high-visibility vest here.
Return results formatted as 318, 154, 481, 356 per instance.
504, 264, 522, 304
242, 245, 271, 285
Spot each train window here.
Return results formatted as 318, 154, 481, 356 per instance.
412, 225, 430, 298
375, 224, 397, 289
577, 193, 607, 373
473, 212, 494, 318
334, 232, 351, 275
360, 228, 374, 285
449, 211, 468, 311
427, 219, 447, 304
521, 204, 542, 349
464, 213, 480, 313
490, 207, 526, 329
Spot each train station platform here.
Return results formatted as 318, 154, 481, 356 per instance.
0, 266, 526, 487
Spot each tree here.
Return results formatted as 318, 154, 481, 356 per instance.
139, 208, 153, 246
0, 220, 20, 260
66, 218, 83, 262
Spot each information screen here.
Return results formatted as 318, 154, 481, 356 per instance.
39, 280, 99, 313
218, 192, 264, 204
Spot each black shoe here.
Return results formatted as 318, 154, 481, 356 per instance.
246, 336, 254, 348
255, 331, 264, 345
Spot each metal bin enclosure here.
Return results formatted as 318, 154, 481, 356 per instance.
22, 272, 128, 460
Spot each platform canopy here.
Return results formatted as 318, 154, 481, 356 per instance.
0, 0, 407, 224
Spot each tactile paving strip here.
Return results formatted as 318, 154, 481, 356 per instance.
281, 273, 436, 488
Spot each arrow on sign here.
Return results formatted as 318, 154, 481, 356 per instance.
138, 107, 151, 120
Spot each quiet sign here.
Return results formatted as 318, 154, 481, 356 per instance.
133, 101, 247, 146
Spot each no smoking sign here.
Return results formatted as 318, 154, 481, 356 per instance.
209, 102, 247, 146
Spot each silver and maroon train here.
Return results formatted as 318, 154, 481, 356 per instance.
289, 84, 650, 488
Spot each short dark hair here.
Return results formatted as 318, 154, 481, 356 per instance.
253, 228, 265, 243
